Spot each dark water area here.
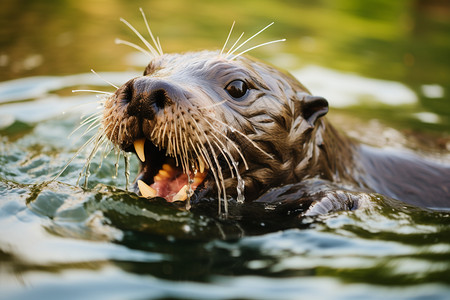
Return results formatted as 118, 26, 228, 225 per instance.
1, 0, 450, 299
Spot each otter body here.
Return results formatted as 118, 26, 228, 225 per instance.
99, 49, 450, 215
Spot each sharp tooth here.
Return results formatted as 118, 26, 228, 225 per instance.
134, 139, 146, 162
158, 169, 170, 179
162, 164, 174, 172
138, 180, 156, 198
173, 185, 188, 201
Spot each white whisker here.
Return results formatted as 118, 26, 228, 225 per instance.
96, 136, 113, 170
115, 38, 153, 59
201, 117, 248, 169
79, 133, 109, 187
156, 37, 163, 55
208, 116, 274, 160
52, 128, 101, 181
72, 89, 114, 95
91, 69, 119, 89
190, 116, 228, 214
120, 17, 160, 57
212, 139, 234, 178
226, 31, 245, 57
226, 22, 274, 58
69, 113, 101, 138
114, 148, 121, 178
199, 116, 239, 175
80, 122, 102, 139
231, 39, 286, 60
73, 130, 103, 185
139, 8, 164, 56
198, 144, 222, 211
159, 121, 168, 147
187, 137, 203, 170
221, 21, 236, 56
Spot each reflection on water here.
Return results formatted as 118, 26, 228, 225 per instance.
1, 0, 450, 299
293, 65, 419, 107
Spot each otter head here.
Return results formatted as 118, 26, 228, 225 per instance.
101, 50, 328, 207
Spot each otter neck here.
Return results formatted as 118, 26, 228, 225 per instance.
310, 119, 361, 185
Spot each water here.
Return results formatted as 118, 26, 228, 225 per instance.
1, 1, 450, 299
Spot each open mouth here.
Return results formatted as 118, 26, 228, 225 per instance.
130, 138, 208, 202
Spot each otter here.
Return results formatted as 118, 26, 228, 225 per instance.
81, 15, 450, 217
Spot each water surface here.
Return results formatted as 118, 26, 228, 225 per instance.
1, 1, 450, 299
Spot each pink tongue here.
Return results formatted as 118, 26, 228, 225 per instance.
151, 174, 189, 199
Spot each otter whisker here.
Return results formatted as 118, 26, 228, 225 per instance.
104, 120, 119, 142
179, 114, 194, 174
139, 8, 164, 56
96, 137, 114, 170
187, 138, 204, 170
220, 21, 236, 56
150, 124, 159, 139
225, 31, 245, 58
212, 139, 234, 178
189, 117, 228, 213
117, 121, 127, 145
169, 122, 180, 167
80, 122, 102, 139
90, 69, 120, 89
156, 37, 163, 56
159, 122, 168, 147
201, 117, 249, 170
198, 144, 225, 214
77, 131, 106, 187
231, 39, 286, 60
198, 118, 237, 177
205, 120, 247, 192
52, 127, 102, 181
115, 38, 153, 59
179, 125, 190, 175
213, 150, 228, 216
79, 114, 103, 133
226, 22, 274, 58
119, 17, 160, 58
69, 112, 102, 138
101, 113, 115, 122
193, 131, 212, 170
123, 151, 131, 190
207, 116, 274, 160
192, 118, 228, 177
170, 121, 178, 166
72, 89, 114, 95
79, 111, 103, 124
91, 135, 113, 171
175, 116, 188, 173
113, 147, 121, 178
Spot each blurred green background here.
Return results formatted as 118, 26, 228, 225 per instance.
1, 2, 449, 298
1, 0, 449, 133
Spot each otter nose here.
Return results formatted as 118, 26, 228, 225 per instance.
123, 77, 185, 119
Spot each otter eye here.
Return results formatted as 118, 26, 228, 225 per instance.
225, 80, 249, 99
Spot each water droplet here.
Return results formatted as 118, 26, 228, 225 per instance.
123, 152, 130, 191
233, 161, 245, 204
114, 149, 120, 177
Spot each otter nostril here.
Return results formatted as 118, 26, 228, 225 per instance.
125, 78, 180, 119
150, 89, 168, 109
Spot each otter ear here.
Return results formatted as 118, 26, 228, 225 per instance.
301, 95, 329, 126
